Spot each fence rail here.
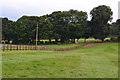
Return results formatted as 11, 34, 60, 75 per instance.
1, 44, 84, 51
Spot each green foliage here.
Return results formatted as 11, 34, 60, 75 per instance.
49, 10, 87, 43
2, 18, 16, 43
2, 5, 116, 44
14, 16, 40, 44
116, 19, 120, 36
110, 22, 118, 36
39, 16, 54, 40
90, 5, 113, 41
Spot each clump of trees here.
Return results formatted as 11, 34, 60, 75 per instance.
109, 19, 120, 42
90, 5, 113, 42
1, 5, 119, 44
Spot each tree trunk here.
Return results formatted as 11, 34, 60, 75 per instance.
73, 38, 75, 43
61, 38, 65, 43
101, 39, 104, 42
84, 38, 86, 43
77, 39, 79, 42
55, 39, 58, 42
49, 38, 52, 43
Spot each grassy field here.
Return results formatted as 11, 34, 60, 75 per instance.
2, 43, 118, 78
41, 43, 81, 48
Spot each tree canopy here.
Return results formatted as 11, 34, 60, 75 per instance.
2, 5, 118, 44
90, 5, 113, 42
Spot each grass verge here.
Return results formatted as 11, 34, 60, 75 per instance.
2, 43, 118, 78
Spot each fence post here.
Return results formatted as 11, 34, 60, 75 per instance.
20, 45, 21, 50
17, 45, 18, 50
2, 44, 5, 51
28, 46, 29, 50
27, 45, 28, 50
28, 45, 29, 50
25, 45, 26, 50
24, 45, 25, 50
24, 45, 26, 50
35, 46, 36, 50
7, 45, 8, 51
32, 46, 34, 50
10, 44, 12, 51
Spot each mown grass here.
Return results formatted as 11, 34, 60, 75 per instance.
2, 43, 118, 78
38, 37, 110, 43
41, 43, 81, 48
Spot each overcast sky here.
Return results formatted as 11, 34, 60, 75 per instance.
0, 0, 119, 22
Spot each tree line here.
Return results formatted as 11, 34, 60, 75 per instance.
1, 5, 120, 44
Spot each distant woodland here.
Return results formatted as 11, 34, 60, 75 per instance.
1, 5, 120, 44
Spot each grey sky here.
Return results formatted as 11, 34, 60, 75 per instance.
0, 0, 119, 22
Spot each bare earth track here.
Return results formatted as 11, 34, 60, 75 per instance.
83, 42, 107, 48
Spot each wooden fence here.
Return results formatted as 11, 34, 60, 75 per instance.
1, 44, 84, 51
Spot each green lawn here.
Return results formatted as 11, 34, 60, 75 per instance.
41, 43, 81, 48
2, 43, 118, 78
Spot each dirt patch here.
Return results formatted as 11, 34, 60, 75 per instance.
83, 42, 106, 48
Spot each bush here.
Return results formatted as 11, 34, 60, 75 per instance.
110, 37, 118, 42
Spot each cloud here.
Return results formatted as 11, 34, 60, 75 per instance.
1, 0, 119, 22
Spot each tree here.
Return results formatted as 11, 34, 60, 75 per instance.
116, 19, 120, 42
38, 15, 54, 43
2, 18, 16, 43
68, 10, 88, 43
109, 22, 118, 36
15, 16, 40, 44
49, 11, 70, 43
116, 19, 120, 36
90, 5, 113, 42
82, 21, 92, 42
49, 10, 87, 43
